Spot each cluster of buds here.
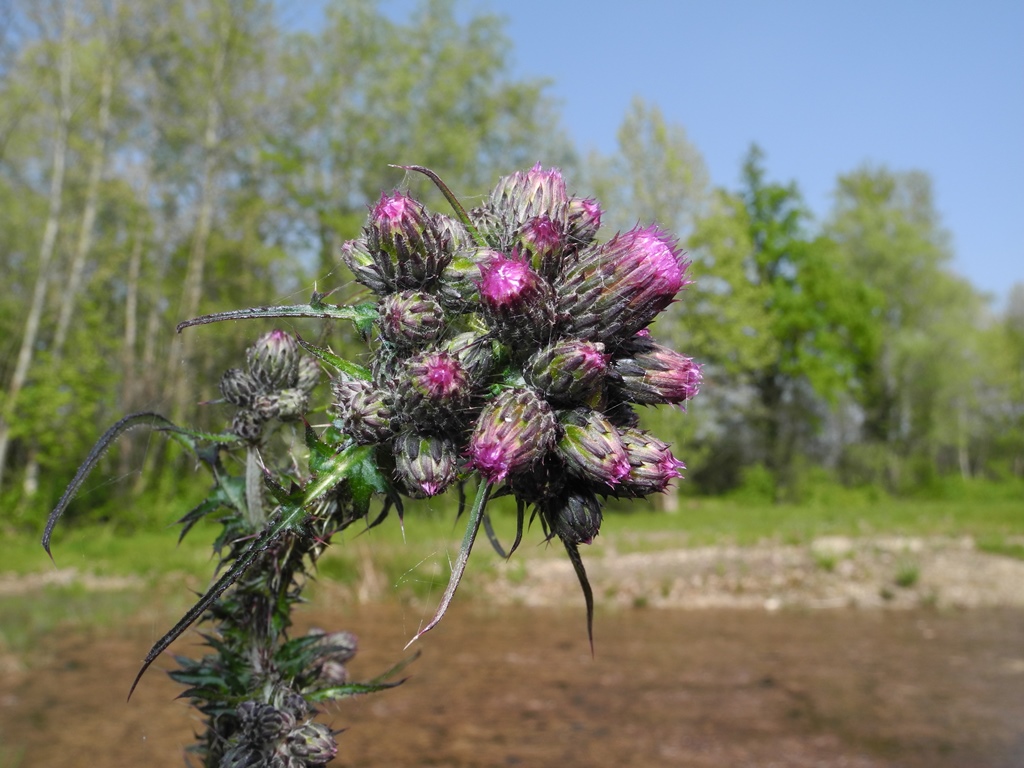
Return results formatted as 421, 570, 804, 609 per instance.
221, 330, 321, 442
337, 165, 701, 545
221, 698, 338, 767
211, 630, 358, 767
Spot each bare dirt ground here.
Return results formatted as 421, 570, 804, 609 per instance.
2, 538, 1023, 767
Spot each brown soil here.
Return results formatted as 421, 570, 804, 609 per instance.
2, 540, 1024, 768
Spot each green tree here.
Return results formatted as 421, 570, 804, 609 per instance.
688, 146, 878, 497
587, 96, 709, 237
825, 165, 989, 488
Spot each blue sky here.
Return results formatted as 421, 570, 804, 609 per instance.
285, 0, 1024, 307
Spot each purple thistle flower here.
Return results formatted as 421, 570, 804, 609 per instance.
555, 225, 691, 343
517, 214, 566, 280
555, 408, 631, 488
567, 196, 602, 246
611, 336, 702, 405
467, 387, 556, 483
615, 427, 685, 496
372, 191, 417, 230
477, 250, 554, 341
398, 351, 471, 427
444, 330, 501, 385
478, 250, 539, 307
363, 191, 451, 290
489, 163, 569, 225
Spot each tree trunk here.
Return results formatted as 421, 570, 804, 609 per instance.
52, 55, 114, 354
167, 18, 229, 425
0, 5, 73, 493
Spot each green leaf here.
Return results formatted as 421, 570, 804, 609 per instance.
43, 412, 185, 558
563, 540, 595, 656
392, 164, 487, 248
302, 444, 375, 507
128, 499, 310, 700
406, 479, 491, 647
344, 449, 388, 518
175, 301, 377, 333
296, 338, 372, 381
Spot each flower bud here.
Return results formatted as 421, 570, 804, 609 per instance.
517, 214, 566, 281
467, 387, 556, 482
616, 427, 685, 496
286, 722, 337, 763
477, 250, 554, 343
340, 236, 389, 295
378, 290, 446, 347
567, 196, 602, 247
541, 486, 603, 545
220, 368, 260, 407
555, 408, 631, 488
257, 704, 297, 742
296, 356, 321, 394
524, 338, 608, 405
443, 329, 500, 385
317, 660, 349, 687
254, 388, 310, 421
436, 252, 483, 311
394, 430, 460, 497
231, 410, 265, 443
332, 377, 394, 444
398, 350, 470, 427
366, 192, 451, 289
247, 330, 300, 390
611, 337, 702, 405
309, 628, 358, 663
434, 213, 474, 253
489, 164, 569, 226
555, 225, 690, 343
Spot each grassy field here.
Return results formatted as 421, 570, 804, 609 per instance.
8, 492, 1024, 579
3, 493, 1021, 657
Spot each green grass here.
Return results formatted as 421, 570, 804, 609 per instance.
596, 497, 1024, 552
3, 522, 214, 579
3, 494, 1020, 660
5, 496, 1022, 585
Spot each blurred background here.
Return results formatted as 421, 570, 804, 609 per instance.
0, 1, 1022, 765
1, 0, 1022, 522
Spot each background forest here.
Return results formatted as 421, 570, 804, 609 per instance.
1, 0, 1022, 531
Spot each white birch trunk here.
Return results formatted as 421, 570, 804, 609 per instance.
0, 5, 74, 493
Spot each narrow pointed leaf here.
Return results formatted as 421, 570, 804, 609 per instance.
563, 540, 595, 656
306, 677, 408, 703
368, 648, 421, 685
44, 412, 180, 558
406, 480, 491, 648
128, 500, 309, 700
176, 302, 377, 333
391, 164, 486, 248
482, 512, 507, 558
508, 498, 525, 559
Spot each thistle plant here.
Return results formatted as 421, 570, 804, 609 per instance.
44, 164, 701, 765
